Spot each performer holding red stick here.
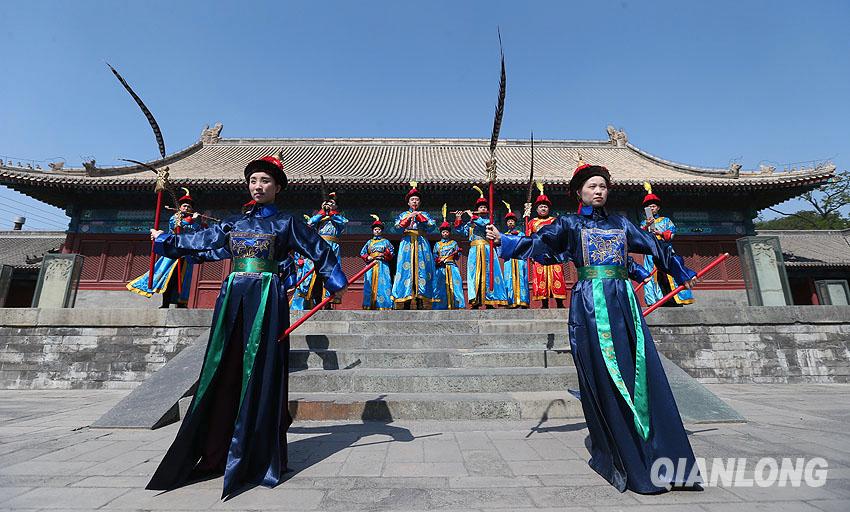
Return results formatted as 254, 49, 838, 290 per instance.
146, 156, 347, 499
486, 162, 700, 494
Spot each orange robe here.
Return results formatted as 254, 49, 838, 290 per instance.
526, 216, 568, 300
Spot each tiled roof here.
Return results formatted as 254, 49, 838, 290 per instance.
0, 136, 834, 192
0, 231, 66, 269
758, 229, 850, 267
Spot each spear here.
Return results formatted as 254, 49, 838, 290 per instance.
107, 63, 168, 290
642, 253, 729, 316
524, 132, 535, 231
279, 261, 377, 340
486, 29, 507, 292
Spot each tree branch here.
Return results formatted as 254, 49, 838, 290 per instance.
765, 207, 822, 229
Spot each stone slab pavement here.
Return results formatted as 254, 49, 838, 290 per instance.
0, 384, 848, 511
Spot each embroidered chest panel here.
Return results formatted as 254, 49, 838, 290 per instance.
230, 232, 275, 259
581, 228, 627, 266
436, 241, 457, 255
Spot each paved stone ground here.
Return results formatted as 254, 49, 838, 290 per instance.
0, 385, 848, 511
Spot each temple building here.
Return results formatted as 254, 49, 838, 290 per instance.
0, 125, 835, 308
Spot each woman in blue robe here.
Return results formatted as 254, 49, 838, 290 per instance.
360, 215, 395, 310
432, 219, 465, 310
146, 156, 347, 499
487, 163, 700, 494
391, 182, 436, 309
127, 190, 205, 307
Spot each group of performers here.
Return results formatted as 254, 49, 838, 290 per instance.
138, 155, 701, 498
131, 177, 693, 314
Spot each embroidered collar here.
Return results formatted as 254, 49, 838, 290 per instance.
247, 203, 278, 218
578, 205, 607, 218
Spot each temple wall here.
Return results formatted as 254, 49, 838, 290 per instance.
0, 306, 847, 389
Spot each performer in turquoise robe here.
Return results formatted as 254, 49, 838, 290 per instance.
454, 186, 507, 308
288, 251, 309, 310
391, 181, 436, 309
294, 193, 348, 309
432, 217, 465, 310
500, 201, 529, 308
127, 189, 206, 308
639, 183, 694, 307
146, 156, 347, 499
487, 163, 700, 494
360, 215, 395, 310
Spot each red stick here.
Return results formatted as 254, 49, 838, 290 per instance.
633, 267, 658, 292
288, 268, 315, 292
175, 221, 182, 295
488, 182, 494, 292
643, 253, 729, 317
148, 191, 164, 289
279, 261, 377, 340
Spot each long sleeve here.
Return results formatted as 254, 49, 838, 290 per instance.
332, 214, 348, 232
154, 219, 232, 259
499, 216, 572, 264
359, 241, 369, 261
384, 241, 395, 260
307, 213, 322, 227
624, 220, 695, 284
627, 256, 651, 282
421, 211, 437, 232
287, 217, 347, 293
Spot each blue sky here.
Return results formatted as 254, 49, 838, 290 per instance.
1, 0, 848, 230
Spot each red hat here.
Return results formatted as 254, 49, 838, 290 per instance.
439, 221, 451, 231
568, 162, 610, 198
642, 182, 661, 206
405, 180, 421, 201
472, 185, 488, 208
502, 200, 517, 220
177, 187, 193, 205
369, 214, 384, 229
532, 181, 551, 207
245, 156, 287, 189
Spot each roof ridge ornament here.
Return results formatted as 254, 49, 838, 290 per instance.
727, 162, 742, 178
606, 125, 628, 147
201, 122, 223, 144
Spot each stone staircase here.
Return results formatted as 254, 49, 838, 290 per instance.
286, 309, 584, 421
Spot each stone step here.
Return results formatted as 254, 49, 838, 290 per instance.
294, 319, 569, 336
287, 367, 578, 393
288, 391, 584, 421
291, 309, 570, 322
289, 348, 574, 370
288, 333, 569, 350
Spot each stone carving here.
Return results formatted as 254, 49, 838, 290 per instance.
82, 159, 97, 175
759, 164, 776, 174
201, 122, 223, 144
606, 125, 628, 147
48, 161, 65, 171
45, 258, 73, 281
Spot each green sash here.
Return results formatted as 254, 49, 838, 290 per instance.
191, 272, 274, 412
585, 267, 650, 441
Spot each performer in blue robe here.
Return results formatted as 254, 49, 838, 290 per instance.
360, 215, 395, 310
146, 156, 347, 499
454, 186, 507, 308
127, 189, 206, 307
487, 163, 700, 494
639, 183, 694, 307
432, 208, 465, 310
391, 181, 436, 309
500, 201, 529, 309
301, 192, 348, 308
